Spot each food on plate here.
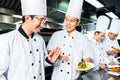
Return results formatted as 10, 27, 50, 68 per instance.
78, 60, 90, 69
108, 67, 120, 72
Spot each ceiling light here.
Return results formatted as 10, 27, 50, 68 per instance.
12, 15, 22, 18
105, 12, 119, 19
85, 0, 104, 8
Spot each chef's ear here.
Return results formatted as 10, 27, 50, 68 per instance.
78, 19, 81, 25
24, 15, 32, 22
77, 19, 81, 25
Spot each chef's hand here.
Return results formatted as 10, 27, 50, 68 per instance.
48, 47, 61, 63
98, 63, 106, 69
109, 61, 116, 65
111, 49, 119, 54
106, 49, 119, 55
106, 51, 112, 55
58, 55, 69, 61
111, 46, 120, 54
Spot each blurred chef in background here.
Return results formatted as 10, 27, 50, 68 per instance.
102, 19, 120, 64
82, 15, 116, 80
0, 0, 61, 80
47, 0, 92, 80
90, 15, 111, 70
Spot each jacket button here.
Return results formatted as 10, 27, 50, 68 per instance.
70, 45, 72, 48
34, 39, 36, 41
32, 63, 34, 66
30, 51, 32, 54
27, 39, 29, 41
33, 76, 36, 79
60, 70, 63, 72
68, 63, 70, 65
40, 73, 41, 75
64, 36, 66, 38
72, 37, 74, 39
63, 44, 65, 46
62, 61, 64, 63
68, 54, 70, 56
36, 49, 39, 52
62, 53, 64, 55
67, 72, 69, 74
39, 60, 41, 63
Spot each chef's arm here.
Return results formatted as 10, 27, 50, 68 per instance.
106, 49, 120, 55
0, 68, 7, 80
0, 56, 8, 80
111, 46, 120, 54
0, 36, 9, 80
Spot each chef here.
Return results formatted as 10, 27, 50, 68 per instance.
102, 19, 120, 64
0, 0, 60, 80
90, 15, 111, 69
47, 0, 92, 80
82, 15, 113, 80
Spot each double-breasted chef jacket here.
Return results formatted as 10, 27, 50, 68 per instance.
0, 26, 50, 80
102, 36, 120, 63
47, 30, 92, 80
90, 38, 110, 70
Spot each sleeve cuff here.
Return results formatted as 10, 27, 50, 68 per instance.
45, 57, 53, 65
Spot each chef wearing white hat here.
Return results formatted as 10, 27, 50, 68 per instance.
82, 15, 111, 80
102, 19, 120, 63
0, 0, 61, 80
47, 0, 92, 80
91, 15, 111, 68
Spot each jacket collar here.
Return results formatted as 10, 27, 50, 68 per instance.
18, 25, 34, 39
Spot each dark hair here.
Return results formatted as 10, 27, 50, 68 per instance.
94, 31, 101, 35
22, 15, 35, 23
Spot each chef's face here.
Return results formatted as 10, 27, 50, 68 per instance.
26, 15, 46, 33
108, 32, 118, 40
64, 15, 80, 34
95, 32, 105, 41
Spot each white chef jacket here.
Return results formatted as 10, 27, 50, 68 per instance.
89, 38, 110, 70
47, 30, 92, 80
0, 26, 49, 80
102, 36, 120, 63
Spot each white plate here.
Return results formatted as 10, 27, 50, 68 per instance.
107, 65, 120, 68
108, 71, 120, 76
76, 62, 95, 71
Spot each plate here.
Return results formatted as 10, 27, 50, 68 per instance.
108, 65, 120, 72
108, 71, 120, 76
76, 62, 95, 71
107, 65, 120, 68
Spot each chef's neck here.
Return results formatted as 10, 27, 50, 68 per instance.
67, 30, 74, 36
21, 23, 33, 39
93, 36, 100, 42
67, 32, 71, 36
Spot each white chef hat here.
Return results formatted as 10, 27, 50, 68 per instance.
21, 0, 46, 16
109, 19, 120, 34
96, 15, 110, 32
66, 0, 83, 19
